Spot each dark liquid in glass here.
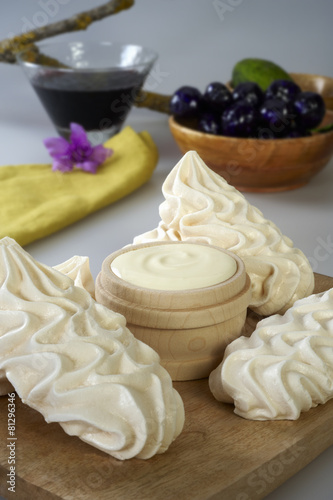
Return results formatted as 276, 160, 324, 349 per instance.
32, 70, 145, 131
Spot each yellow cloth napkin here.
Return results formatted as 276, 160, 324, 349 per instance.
0, 126, 158, 246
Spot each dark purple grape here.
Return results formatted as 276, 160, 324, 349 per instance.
284, 121, 312, 138
259, 98, 295, 138
265, 79, 301, 103
198, 112, 222, 135
232, 82, 264, 107
256, 128, 276, 140
285, 129, 312, 138
293, 91, 325, 130
169, 86, 202, 118
222, 101, 260, 138
203, 82, 232, 113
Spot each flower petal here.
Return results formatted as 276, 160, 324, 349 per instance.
52, 158, 74, 172
44, 124, 113, 174
44, 137, 70, 159
90, 144, 114, 165
70, 123, 91, 150
76, 161, 99, 174
69, 123, 93, 162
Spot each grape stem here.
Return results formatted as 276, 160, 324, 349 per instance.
312, 123, 333, 134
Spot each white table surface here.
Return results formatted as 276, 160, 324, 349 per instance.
1, 1, 333, 499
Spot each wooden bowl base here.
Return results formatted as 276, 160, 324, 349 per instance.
128, 307, 249, 381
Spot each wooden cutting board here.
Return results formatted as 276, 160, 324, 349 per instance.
0, 273, 332, 500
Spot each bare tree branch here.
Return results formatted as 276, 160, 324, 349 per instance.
0, 0, 134, 63
135, 90, 171, 114
0, 0, 172, 114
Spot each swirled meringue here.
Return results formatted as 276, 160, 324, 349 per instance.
0, 237, 184, 459
209, 287, 333, 420
134, 151, 314, 316
53, 255, 95, 297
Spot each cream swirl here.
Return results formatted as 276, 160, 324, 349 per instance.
111, 243, 237, 290
134, 151, 314, 315
53, 255, 95, 297
0, 237, 184, 460
209, 287, 333, 420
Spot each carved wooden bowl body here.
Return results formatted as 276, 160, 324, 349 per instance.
96, 241, 251, 381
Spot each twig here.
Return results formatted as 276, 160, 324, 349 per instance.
0, 0, 171, 114
0, 0, 134, 63
135, 90, 171, 114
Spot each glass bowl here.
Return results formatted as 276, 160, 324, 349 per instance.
17, 41, 158, 144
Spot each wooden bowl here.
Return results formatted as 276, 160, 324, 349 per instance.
169, 72, 333, 193
95, 242, 251, 381
169, 112, 333, 192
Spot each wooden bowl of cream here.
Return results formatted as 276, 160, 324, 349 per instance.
95, 241, 251, 381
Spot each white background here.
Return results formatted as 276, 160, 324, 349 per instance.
0, 1, 333, 499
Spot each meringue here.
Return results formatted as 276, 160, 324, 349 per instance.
0, 237, 184, 459
209, 287, 333, 420
134, 151, 314, 316
53, 255, 95, 297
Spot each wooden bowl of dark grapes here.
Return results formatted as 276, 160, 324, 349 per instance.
169, 74, 333, 192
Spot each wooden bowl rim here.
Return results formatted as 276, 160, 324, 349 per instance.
289, 71, 333, 83
99, 241, 246, 297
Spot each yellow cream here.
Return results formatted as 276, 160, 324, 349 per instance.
111, 243, 237, 290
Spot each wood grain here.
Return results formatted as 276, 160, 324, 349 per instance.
0, 273, 332, 500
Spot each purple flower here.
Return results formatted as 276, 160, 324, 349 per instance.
44, 123, 113, 174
